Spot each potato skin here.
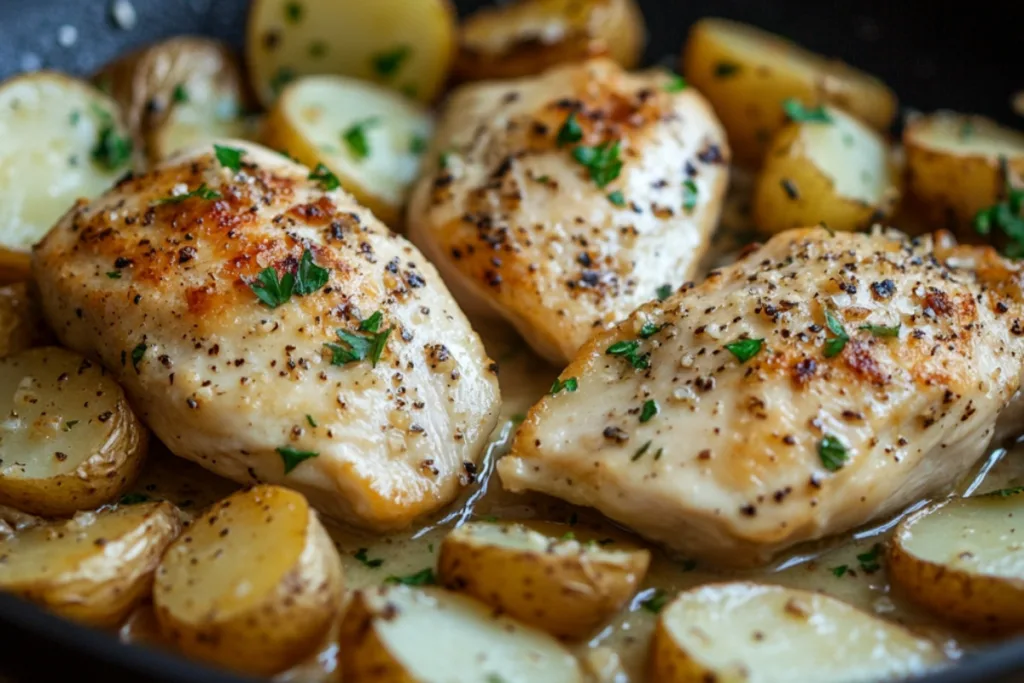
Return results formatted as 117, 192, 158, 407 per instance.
0, 283, 51, 358
436, 521, 650, 639
153, 486, 344, 676
453, 0, 645, 82
682, 18, 895, 167
338, 590, 419, 683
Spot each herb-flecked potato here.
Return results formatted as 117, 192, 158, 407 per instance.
0, 283, 51, 358
0, 347, 148, 516
681, 18, 896, 167
0, 72, 132, 283
0, 502, 181, 627
153, 485, 344, 676
263, 75, 433, 227
649, 582, 945, 682
437, 521, 650, 639
339, 584, 583, 683
903, 112, 1024, 237
453, 0, 645, 82
94, 37, 253, 165
887, 487, 1024, 634
246, 0, 456, 107
752, 106, 900, 234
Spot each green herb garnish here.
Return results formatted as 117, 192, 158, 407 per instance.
632, 441, 652, 461
823, 309, 849, 357
572, 141, 622, 188
276, 446, 319, 474
639, 322, 661, 339
130, 343, 146, 372
342, 118, 380, 160
306, 414, 317, 428
106, 271, 122, 279
682, 179, 698, 211
309, 163, 340, 190
639, 399, 658, 423
294, 248, 330, 295
994, 486, 1024, 497
371, 46, 411, 78
664, 73, 688, 92
783, 98, 833, 123
857, 543, 883, 573
606, 339, 650, 370
172, 83, 189, 103
607, 190, 626, 206
818, 434, 848, 472
550, 377, 579, 395
284, 1, 302, 22
831, 564, 849, 578
859, 323, 900, 338
90, 107, 132, 170
724, 337, 764, 363
119, 493, 151, 505
214, 144, 244, 172
249, 266, 294, 308
354, 548, 384, 568
410, 134, 427, 155
385, 567, 436, 586
656, 284, 672, 301
974, 158, 1024, 259
641, 589, 669, 613
154, 183, 221, 205
269, 66, 296, 96
556, 112, 583, 147
324, 313, 392, 367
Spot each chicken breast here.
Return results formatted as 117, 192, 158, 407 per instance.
407, 58, 729, 366
32, 141, 501, 531
499, 227, 1024, 567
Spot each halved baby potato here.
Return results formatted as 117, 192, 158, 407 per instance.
904, 112, 1024, 235
0, 72, 131, 282
339, 585, 583, 683
453, 0, 645, 82
246, 0, 456, 107
0, 501, 181, 627
650, 582, 944, 682
0, 347, 148, 516
264, 75, 433, 226
153, 485, 344, 677
94, 37, 254, 165
888, 488, 1024, 634
437, 521, 650, 639
682, 18, 896, 167
0, 282, 51, 358
752, 106, 900, 234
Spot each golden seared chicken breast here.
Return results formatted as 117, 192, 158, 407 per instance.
32, 141, 501, 531
500, 227, 1024, 567
407, 58, 729, 365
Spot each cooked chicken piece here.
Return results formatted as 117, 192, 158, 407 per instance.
32, 141, 501, 531
500, 227, 1024, 567
407, 58, 729, 366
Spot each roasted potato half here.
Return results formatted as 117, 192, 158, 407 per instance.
650, 582, 944, 682
682, 18, 896, 167
904, 112, 1024, 236
0, 283, 51, 358
264, 75, 433, 227
752, 106, 900, 234
246, 0, 456, 107
0, 72, 131, 282
340, 585, 583, 683
453, 0, 645, 82
153, 485, 344, 677
95, 37, 253, 165
888, 488, 1024, 634
437, 521, 650, 639
0, 501, 181, 627
0, 347, 148, 516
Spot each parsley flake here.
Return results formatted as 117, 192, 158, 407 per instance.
607, 190, 626, 206
214, 144, 244, 172
269, 67, 296, 96
664, 73, 688, 92
284, 1, 302, 22
371, 46, 411, 78
639, 322, 662, 339
119, 492, 151, 505
857, 543, 883, 573
309, 163, 340, 190
106, 271, 122, 279
831, 564, 849, 578
354, 548, 383, 568
974, 157, 1024, 259
823, 309, 849, 357
130, 343, 146, 372
550, 377, 579, 395
306, 414, 317, 428
639, 399, 659, 423
325, 313, 392, 367
343, 118, 380, 160
172, 83, 189, 103
294, 249, 330, 295
572, 141, 622, 188
724, 337, 763, 363
276, 446, 319, 474
682, 179, 698, 211
63, 420, 79, 431
641, 589, 669, 613
631, 441, 652, 461
410, 134, 427, 155
606, 339, 650, 370
859, 323, 901, 338
249, 267, 295, 308
385, 567, 435, 586
154, 183, 221, 205
656, 284, 672, 301
556, 112, 583, 147
818, 434, 848, 472
783, 98, 833, 123
90, 107, 132, 170
994, 486, 1024, 497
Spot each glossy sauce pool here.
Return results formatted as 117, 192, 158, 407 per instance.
120, 174, 1024, 681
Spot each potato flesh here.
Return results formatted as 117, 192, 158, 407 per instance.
451, 521, 641, 567
658, 583, 943, 682
359, 586, 582, 683
0, 73, 129, 251
911, 114, 1024, 159
801, 107, 889, 203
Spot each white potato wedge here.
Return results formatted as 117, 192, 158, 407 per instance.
752, 106, 900, 234
888, 487, 1024, 634
153, 485, 344, 677
0, 347, 148, 516
95, 37, 254, 165
0, 72, 131, 282
0, 501, 181, 627
650, 582, 944, 683
263, 75, 433, 226
904, 112, 1024, 235
682, 18, 896, 167
453, 0, 645, 82
0, 282, 51, 358
246, 0, 456, 107
437, 521, 650, 639
339, 585, 583, 683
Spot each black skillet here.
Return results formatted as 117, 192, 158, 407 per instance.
0, 0, 1022, 681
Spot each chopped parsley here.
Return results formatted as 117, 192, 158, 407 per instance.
823, 309, 849, 357
63, 420, 79, 431
682, 179, 698, 211
172, 83, 189, 103
371, 45, 411, 78
782, 98, 833, 123
249, 266, 295, 308
119, 492, 151, 505
294, 248, 330, 295
632, 441, 652, 461
974, 158, 1024, 259
276, 446, 319, 474
641, 589, 669, 613
214, 144, 244, 172
354, 548, 383, 568
154, 183, 221, 205
324, 312, 392, 367
106, 271, 122, 279
639, 322, 662, 339
69, 110, 81, 126
549, 377, 578, 395
309, 163, 340, 190
859, 323, 900, 338
385, 567, 435, 586
857, 544, 883, 573
606, 339, 650, 370
994, 486, 1024, 497
831, 564, 849, 578
607, 190, 626, 206
724, 337, 763, 363
410, 134, 427, 155
639, 399, 659, 423
342, 118, 380, 160
130, 343, 146, 372
284, 1, 302, 22
664, 73, 688, 92
714, 61, 740, 78
90, 106, 132, 170
656, 284, 673, 301
572, 141, 622, 188
269, 66, 296, 96
818, 434, 848, 472
306, 414, 317, 428
556, 112, 583, 147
